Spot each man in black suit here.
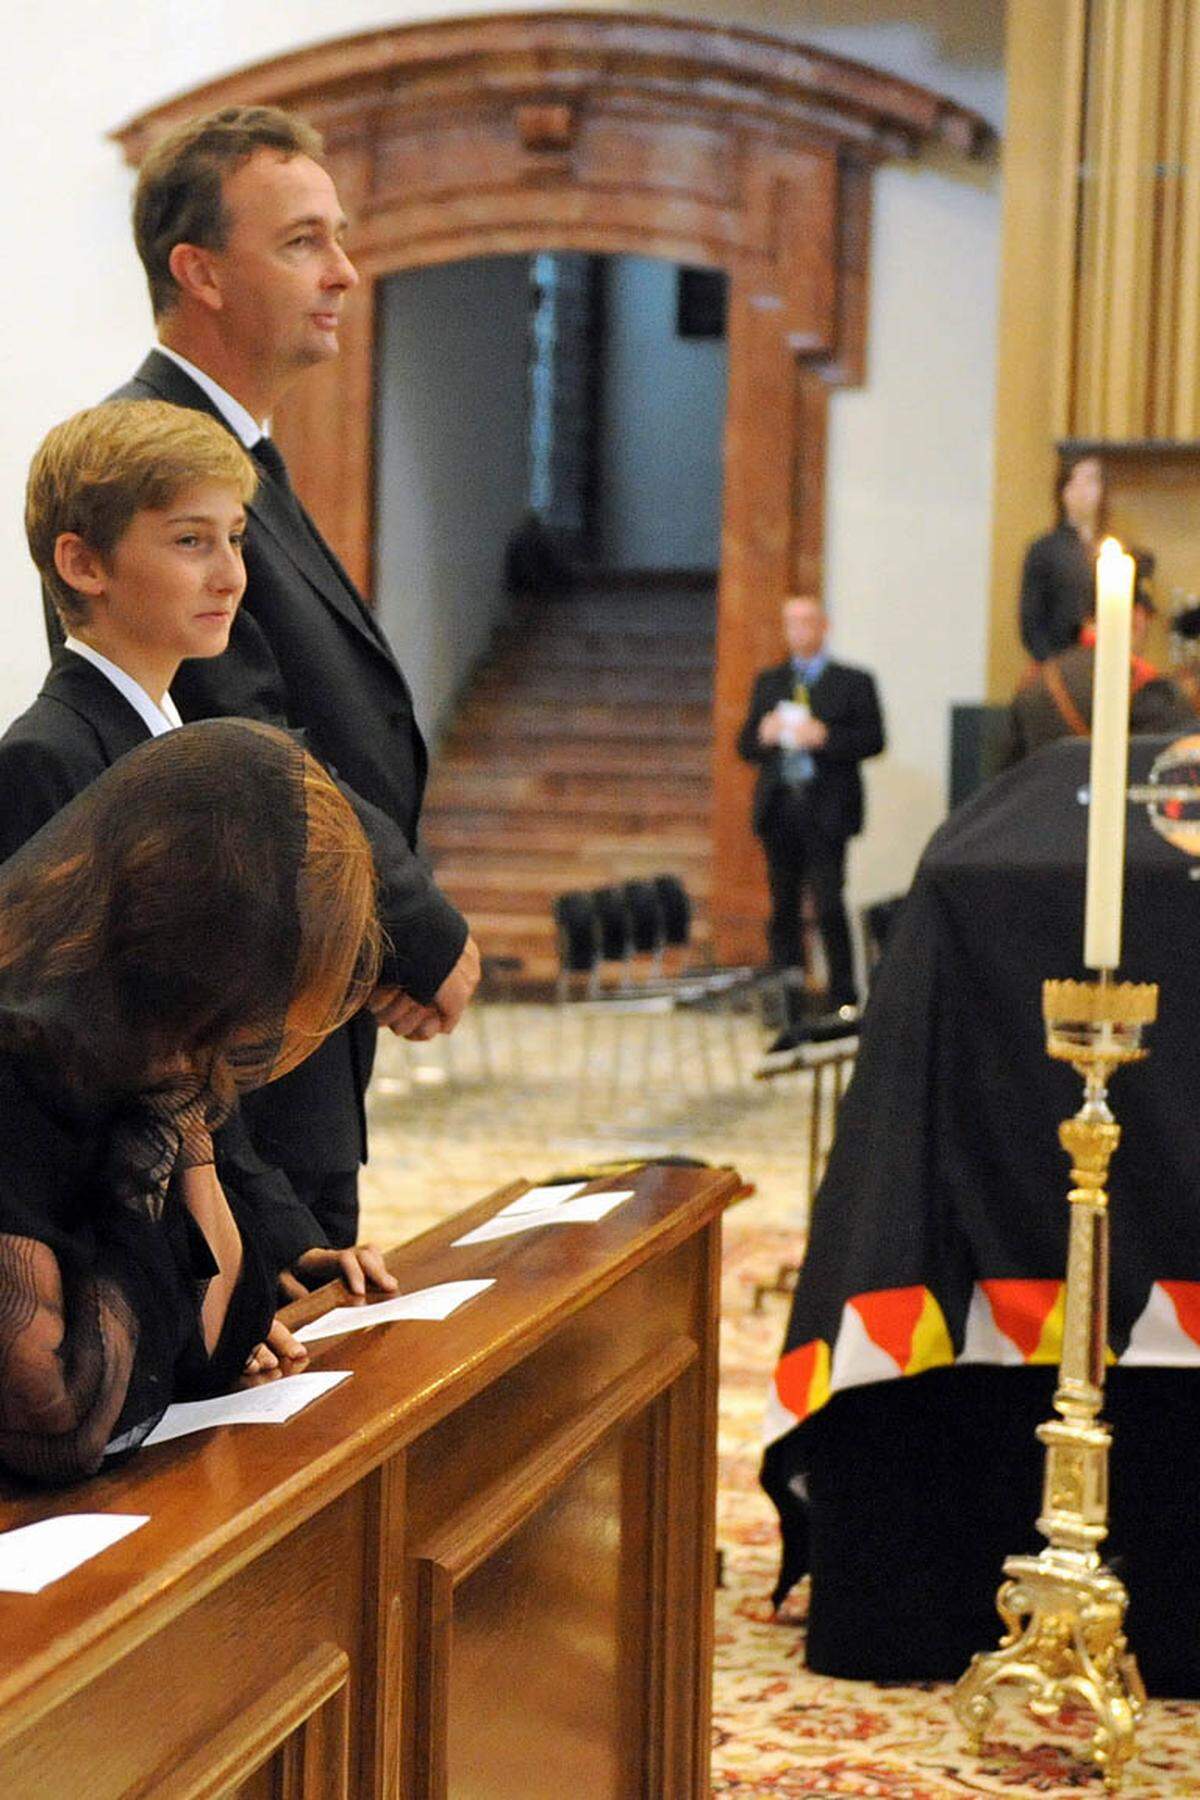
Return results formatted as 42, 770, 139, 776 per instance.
48, 106, 480, 1244
737, 595, 885, 1029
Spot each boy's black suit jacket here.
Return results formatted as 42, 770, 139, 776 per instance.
0, 653, 328, 1269
736, 658, 885, 841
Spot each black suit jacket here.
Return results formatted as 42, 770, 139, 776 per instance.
736, 658, 885, 841
96, 351, 469, 999
1018, 523, 1096, 662
0, 653, 329, 1269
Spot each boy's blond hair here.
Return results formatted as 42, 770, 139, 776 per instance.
27, 400, 257, 627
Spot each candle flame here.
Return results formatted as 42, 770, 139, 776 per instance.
1098, 535, 1124, 559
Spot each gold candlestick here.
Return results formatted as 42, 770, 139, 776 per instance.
952, 974, 1158, 1792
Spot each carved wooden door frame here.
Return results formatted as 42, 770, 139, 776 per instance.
115, 12, 989, 960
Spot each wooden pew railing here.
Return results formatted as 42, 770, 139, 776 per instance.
0, 1162, 737, 1800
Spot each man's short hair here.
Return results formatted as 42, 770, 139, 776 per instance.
133, 105, 324, 318
27, 400, 258, 627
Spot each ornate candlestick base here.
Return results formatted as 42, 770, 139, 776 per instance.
951, 976, 1157, 1793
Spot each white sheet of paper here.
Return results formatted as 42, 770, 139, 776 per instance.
776, 699, 810, 750
452, 1190, 634, 1247
294, 1279, 495, 1344
495, 1182, 589, 1217
0, 1513, 149, 1595
142, 1370, 352, 1447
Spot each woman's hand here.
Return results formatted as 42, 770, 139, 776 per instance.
243, 1314, 309, 1378
277, 1243, 399, 1303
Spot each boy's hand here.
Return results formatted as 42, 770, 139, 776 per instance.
278, 1244, 399, 1303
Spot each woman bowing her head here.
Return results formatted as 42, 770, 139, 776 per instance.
0, 720, 379, 1485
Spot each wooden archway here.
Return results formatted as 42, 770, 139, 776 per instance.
115, 13, 990, 962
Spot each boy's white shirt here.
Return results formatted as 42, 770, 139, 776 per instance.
62, 638, 182, 738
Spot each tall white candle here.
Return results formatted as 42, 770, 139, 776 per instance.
1084, 537, 1136, 969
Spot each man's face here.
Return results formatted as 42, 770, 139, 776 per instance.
782, 598, 827, 661
207, 150, 359, 379
1061, 457, 1104, 527
80, 481, 247, 666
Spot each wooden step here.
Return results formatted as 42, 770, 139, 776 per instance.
449, 701, 712, 740
432, 848, 711, 884
508, 598, 715, 632
424, 770, 710, 818
489, 636, 714, 669
439, 743, 710, 779
471, 670, 713, 705
422, 588, 714, 975
422, 815, 709, 855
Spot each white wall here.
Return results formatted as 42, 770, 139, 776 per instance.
826, 149, 1001, 909
1, 0, 1004, 833
599, 256, 727, 570
375, 258, 530, 744
765, 10, 1005, 908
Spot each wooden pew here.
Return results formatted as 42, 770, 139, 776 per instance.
0, 1162, 737, 1799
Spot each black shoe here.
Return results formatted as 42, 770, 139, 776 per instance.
810, 1002, 861, 1038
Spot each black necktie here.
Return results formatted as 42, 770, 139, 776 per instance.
251, 436, 293, 495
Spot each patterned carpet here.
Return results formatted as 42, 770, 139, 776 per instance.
361, 1004, 1200, 1798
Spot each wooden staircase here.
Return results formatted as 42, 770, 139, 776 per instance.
423, 587, 715, 985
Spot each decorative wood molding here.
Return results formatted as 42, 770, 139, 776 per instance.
515, 102, 577, 153
146, 1642, 350, 1799
412, 1334, 696, 1584
1058, 438, 1200, 460
111, 15, 992, 168
110, 12, 992, 962
407, 1334, 699, 1800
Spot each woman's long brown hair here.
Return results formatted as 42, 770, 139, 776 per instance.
0, 721, 381, 1110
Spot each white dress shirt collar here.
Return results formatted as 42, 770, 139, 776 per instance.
154, 345, 267, 449
62, 638, 183, 738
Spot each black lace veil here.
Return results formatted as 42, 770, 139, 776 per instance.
0, 720, 379, 1483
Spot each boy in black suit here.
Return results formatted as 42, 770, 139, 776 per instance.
6, 400, 398, 1344
737, 594, 885, 1053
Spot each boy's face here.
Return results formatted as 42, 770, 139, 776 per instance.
67, 480, 246, 667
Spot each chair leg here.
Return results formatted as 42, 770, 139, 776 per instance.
472, 999, 495, 1081
693, 1005, 717, 1094
807, 1063, 824, 1201
607, 1006, 626, 1108
722, 1002, 745, 1088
